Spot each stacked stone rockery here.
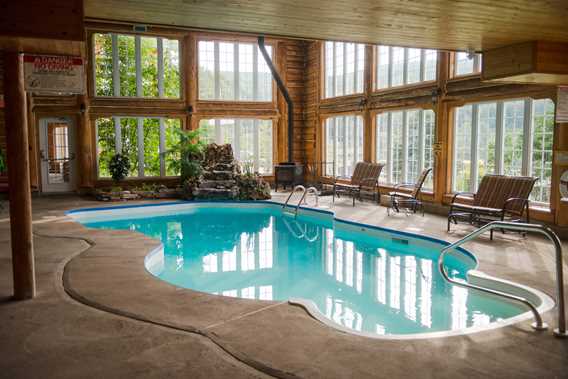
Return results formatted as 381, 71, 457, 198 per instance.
194, 143, 239, 199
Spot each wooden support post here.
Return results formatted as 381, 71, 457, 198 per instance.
3, 52, 36, 300
77, 94, 93, 190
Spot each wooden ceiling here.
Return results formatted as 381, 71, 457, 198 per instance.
84, 0, 568, 52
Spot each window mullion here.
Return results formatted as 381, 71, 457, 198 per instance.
234, 43, 240, 100
387, 113, 392, 184
159, 118, 166, 176
353, 44, 358, 94
332, 43, 337, 97
215, 119, 221, 144
137, 117, 144, 177
214, 42, 220, 99
342, 43, 347, 96
135, 36, 142, 97
157, 37, 164, 97
254, 120, 260, 171
353, 117, 358, 168
419, 49, 426, 82
234, 119, 240, 162
471, 104, 479, 191
403, 48, 408, 85
114, 116, 122, 154
342, 116, 347, 177
333, 118, 337, 177
253, 46, 259, 100
388, 47, 393, 88
418, 110, 425, 172
402, 111, 408, 182
495, 102, 504, 174
111, 34, 120, 96
523, 98, 533, 176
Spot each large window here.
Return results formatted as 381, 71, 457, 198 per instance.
376, 109, 435, 188
199, 118, 273, 174
452, 98, 555, 204
453, 52, 482, 77
324, 115, 364, 177
198, 41, 273, 101
93, 33, 180, 98
96, 117, 181, 178
324, 42, 365, 99
375, 46, 437, 90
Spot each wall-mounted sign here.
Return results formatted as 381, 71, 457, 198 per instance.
23, 54, 85, 95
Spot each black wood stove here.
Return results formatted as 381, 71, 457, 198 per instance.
274, 162, 304, 191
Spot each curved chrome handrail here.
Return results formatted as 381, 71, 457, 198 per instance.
439, 221, 566, 337
282, 185, 306, 212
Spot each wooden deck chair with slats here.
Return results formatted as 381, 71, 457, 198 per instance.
333, 162, 385, 206
387, 168, 432, 216
448, 174, 538, 239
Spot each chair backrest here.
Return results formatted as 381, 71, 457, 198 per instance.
411, 168, 432, 198
351, 162, 384, 187
474, 175, 537, 211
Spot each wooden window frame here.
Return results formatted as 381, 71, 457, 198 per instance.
372, 45, 439, 93
87, 29, 185, 103
194, 35, 278, 106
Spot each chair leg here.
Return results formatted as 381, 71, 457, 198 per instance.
332, 184, 336, 203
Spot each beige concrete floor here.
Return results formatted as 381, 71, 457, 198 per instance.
0, 194, 567, 378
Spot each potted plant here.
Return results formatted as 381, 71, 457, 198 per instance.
107, 153, 135, 200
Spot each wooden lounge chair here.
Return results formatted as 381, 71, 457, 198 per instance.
448, 174, 538, 239
387, 168, 432, 216
333, 162, 384, 206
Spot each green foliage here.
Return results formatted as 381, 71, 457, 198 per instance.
166, 128, 206, 183
0, 148, 6, 174
94, 32, 180, 98
109, 153, 131, 182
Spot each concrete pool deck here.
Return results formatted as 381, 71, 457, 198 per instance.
0, 194, 567, 378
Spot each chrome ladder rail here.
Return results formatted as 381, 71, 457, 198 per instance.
439, 221, 566, 337
282, 185, 306, 213
283, 185, 319, 217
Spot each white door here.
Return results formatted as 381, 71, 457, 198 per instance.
39, 117, 77, 193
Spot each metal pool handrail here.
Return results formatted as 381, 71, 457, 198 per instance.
282, 185, 319, 217
438, 221, 567, 338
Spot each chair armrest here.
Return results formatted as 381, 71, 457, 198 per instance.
450, 192, 476, 205
503, 197, 529, 214
393, 183, 415, 191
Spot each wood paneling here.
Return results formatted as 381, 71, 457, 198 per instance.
0, 0, 84, 41
303, 41, 321, 166
85, 0, 568, 52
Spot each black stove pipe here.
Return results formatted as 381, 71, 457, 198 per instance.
258, 36, 294, 163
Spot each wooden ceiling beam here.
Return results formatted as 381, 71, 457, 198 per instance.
482, 41, 568, 85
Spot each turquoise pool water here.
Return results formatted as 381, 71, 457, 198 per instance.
75, 203, 526, 336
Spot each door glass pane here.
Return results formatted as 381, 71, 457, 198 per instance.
47, 122, 70, 184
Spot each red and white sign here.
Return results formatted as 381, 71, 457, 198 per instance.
23, 54, 85, 94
